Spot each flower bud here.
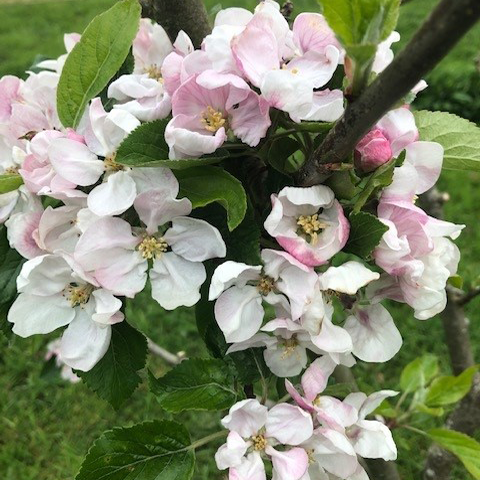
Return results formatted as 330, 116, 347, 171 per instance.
355, 128, 392, 172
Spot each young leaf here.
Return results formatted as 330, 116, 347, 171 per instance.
76, 420, 195, 480
76, 322, 147, 409
175, 166, 247, 231
343, 211, 388, 258
57, 0, 141, 128
425, 366, 478, 407
0, 174, 23, 194
268, 137, 302, 174
115, 119, 229, 169
414, 110, 480, 172
149, 358, 237, 412
428, 429, 480, 479
400, 354, 439, 393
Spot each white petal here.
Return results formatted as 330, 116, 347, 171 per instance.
266, 403, 313, 445
349, 419, 397, 461
92, 289, 123, 325
209, 261, 262, 300
215, 431, 248, 470
221, 399, 268, 437
319, 261, 380, 295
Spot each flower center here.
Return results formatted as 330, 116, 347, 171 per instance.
281, 336, 299, 359
138, 236, 168, 260
297, 214, 328, 245
4, 166, 19, 175
64, 284, 93, 308
201, 106, 227, 133
257, 275, 275, 296
104, 152, 124, 172
251, 434, 267, 451
144, 64, 163, 82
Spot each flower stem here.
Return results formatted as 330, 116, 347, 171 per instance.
188, 430, 228, 451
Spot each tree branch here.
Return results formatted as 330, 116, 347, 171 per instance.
140, 0, 211, 48
147, 337, 186, 365
296, 0, 480, 186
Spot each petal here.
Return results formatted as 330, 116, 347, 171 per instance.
48, 137, 104, 186
301, 89, 344, 122
92, 289, 123, 325
215, 431, 248, 470
266, 403, 313, 445
292, 13, 339, 55
268, 447, 309, 480
60, 309, 111, 371
5, 210, 43, 259
221, 399, 268, 437
164, 217, 226, 262
359, 390, 399, 418
130, 167, 179, 197
215, 285, 264, 343
301, 356, 336, 402
150, 252, 206, 310
349, 419, 397, 461
319, 261, 380, 295
209, 261, 262, 300
8, 293, 74, 337
229, 452, 266, 480
344, 304, 402, 362
264, 342, 308, 378
87, 171, 137, 217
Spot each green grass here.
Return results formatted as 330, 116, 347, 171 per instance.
0, 0, 479, 479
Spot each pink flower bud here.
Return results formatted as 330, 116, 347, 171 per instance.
355, 128, 392, 172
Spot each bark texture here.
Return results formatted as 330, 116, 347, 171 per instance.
296, 0, 480, 186
140, 0, 211, 47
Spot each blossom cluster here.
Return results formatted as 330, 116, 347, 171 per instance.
0, 1, 464, 479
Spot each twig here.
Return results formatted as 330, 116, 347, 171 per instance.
139, 0, 211, 48
147, 338, 186, 365
296, 0, 480, 186
459, 286, 480, 306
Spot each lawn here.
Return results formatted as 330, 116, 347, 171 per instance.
0, 1, 479, 479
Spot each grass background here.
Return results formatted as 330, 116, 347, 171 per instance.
0, 0, 479, 479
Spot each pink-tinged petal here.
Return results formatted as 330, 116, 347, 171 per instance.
173, 30, 194, 56
372, 31, 400, 74
315, 396, 359, 430
48, 137, 104, 186
215, 431, 249, 470
133, 19, 173, 72
309, 314, 353, 355
215, 285, 264, 343
231, 22, 279, 87
164, 217, 226, 262
221, 399, 268, 437
278, 185, 335, 214
60, 309, 111, 371
134, 190, 191, 234
5, 211, 43, 259
8, 292, 74, 337
226, 333, 274, 354
425, 216, 464, 240
214, 7, 253, 27
377, 106, 418, 157
130, 166, 179, 197
349, 419, 397, 461
266, 403, 313, 445
165, 114, 227, 159
161, 51, 184, 97
87, 171, 137, 217
293, 13, 340, 55
301, 89, 344, 122
209, 261, 262, 300
285, 380, 315, 412
261, 69, 313, 122
355, 128, 392, 172
301, 356, 336, 401
344, 304, 402, 363
358, 390, 399, 418
267, 446, 309, 480
229, 452, 266, 480
230, 91, 271, 147
150, 252, 206, 310
203, 26, 246, 75
0, 75, 22, 122
91, 289, 123, 325
319, 261, 380, 295
16, 254, 71, 296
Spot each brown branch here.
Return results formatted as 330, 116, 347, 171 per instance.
296, 0, 480, 186
458, 286, 480, 306
421, 188, 479, 480
139, 0, 211, 48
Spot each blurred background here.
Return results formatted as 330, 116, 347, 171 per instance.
0, 0, 479, 479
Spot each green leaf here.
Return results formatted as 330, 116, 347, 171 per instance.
353, 158, 395, 212
414, 110, 480, 172
116, 119, 229, 169
175, 166, 247, 231
57, 0, 141, 128
448, 274, 463, 289
343, 211, 388, 258
0, 174, 23, 194
149, 358, 237, 412
415, 403, 445, 417
400, 354, 439, 393
425, 366, 478, 407
268, 137, 302, 174
0, 226, 24, 305
76, 322, 147, 409
428, 429, 480, 479
319, 0, 400, 59
76, 420, 195, 480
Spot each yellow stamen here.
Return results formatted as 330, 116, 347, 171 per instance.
251, 434, 268, 451
104, 152, 124, 172
201, 106, 227, 133
64, 284, 93, 308
290, 68, 299, 75
297, 214, 328, 245
4, 166, 19, 175
144, 64, 163, 82
257, 275, 275, 296
138, 236, 168, 260
281, 337, 299, 359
